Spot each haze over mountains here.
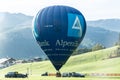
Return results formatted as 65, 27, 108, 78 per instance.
87, 19, 120, 32
0, 12, 119, 58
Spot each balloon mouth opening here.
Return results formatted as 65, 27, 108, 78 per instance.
53, 64, 63, 71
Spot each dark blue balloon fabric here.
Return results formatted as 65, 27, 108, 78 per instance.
33, 5, 86, 71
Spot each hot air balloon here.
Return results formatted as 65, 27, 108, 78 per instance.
33, 5, 86, 71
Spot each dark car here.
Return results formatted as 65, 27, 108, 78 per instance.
62, 72, 71, 77
5, 72, 28, 78
41, 72, 48, 76
72, 72, 85, 77
62, 72, 85, 77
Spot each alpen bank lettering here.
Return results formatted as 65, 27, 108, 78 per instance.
56, 40, 79, 47
38, 40, 79, 47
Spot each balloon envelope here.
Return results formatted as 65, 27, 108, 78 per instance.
33, 5, 86, 71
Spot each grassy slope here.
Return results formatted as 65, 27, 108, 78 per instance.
0, 46, 120, 75
61, 46, 120, 73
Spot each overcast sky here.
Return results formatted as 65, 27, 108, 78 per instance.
0, 0, 120, 20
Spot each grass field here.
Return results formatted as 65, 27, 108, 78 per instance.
0, 75, 120, 80
0, 46, 120, 80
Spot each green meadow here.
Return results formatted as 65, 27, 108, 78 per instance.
0, 46, 120, 80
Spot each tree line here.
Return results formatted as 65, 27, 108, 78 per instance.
73, 35, 120, 56
73, 43, 105, 55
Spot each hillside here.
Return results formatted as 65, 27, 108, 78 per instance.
81, 26, 118, 48
87, 19, 120, 32
0, 12, 32, 33
0, 12, 119, 58
0, 27, 45, 59
0, 12, 45, 58
0, 46, 120, 75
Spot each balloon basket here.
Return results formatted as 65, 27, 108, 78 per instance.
56, 71, 61, 77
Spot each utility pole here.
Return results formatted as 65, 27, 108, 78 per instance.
116, 33, 120, 56
119, 33, 120, 46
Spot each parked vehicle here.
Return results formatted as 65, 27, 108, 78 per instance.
5, 72, 28, 78
62, 72, 71, 77
62, 72, 85, 77
41, 72, 48, 76
72, 72, 85, 77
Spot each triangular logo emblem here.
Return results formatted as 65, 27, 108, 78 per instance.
72, 16, 82, 37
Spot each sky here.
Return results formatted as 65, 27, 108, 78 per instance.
0, 0, 120, 20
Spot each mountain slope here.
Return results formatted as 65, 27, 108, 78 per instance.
0, 27, 46, 59
81, 26, 119, 48
0, 12, 119, 58
0, 12, 32, 33
87, 19, 120, 32
0, 12, 46, 59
